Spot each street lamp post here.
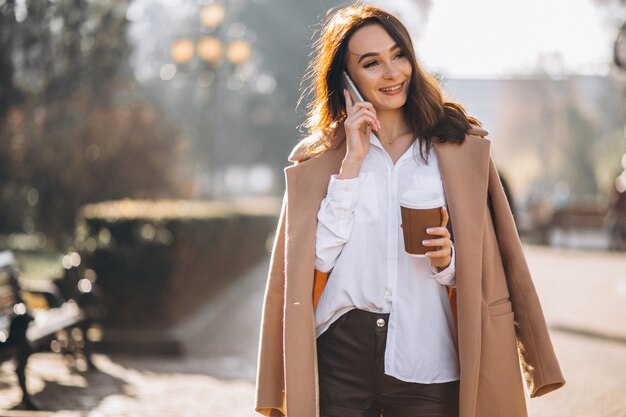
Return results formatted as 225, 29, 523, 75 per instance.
610, 23, 626, 250
613, 24, 626, 188
169, 2, 253, 198
614, 23, 626, 70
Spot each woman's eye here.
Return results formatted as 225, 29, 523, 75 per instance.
363, 52, 404, 68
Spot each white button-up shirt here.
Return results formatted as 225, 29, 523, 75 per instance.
314, 134, 460, 384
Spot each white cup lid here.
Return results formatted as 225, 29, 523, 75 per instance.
399, 189, 444, 209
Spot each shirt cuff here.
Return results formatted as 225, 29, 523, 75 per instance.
325, 174, 360, 217
430, 243, 456, 288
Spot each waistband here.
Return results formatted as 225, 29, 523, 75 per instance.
341, 308, 390, 331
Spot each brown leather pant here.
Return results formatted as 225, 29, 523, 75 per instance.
317, 309, 459, 417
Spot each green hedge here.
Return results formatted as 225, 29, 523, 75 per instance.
76, 198, 280, 329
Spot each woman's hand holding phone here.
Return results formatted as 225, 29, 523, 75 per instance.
339, 89, 380, 179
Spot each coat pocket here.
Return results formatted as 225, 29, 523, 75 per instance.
476, 309, 527, 416
354, 171, 380, 223
488, 298, 513, 317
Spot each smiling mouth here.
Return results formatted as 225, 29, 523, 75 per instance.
379, 82, 404, 93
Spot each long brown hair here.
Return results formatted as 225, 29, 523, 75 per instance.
298, 3, 482, 160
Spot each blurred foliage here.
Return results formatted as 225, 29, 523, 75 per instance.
130, 0, 343, 191
14, 251, 63, 281
494, 76, 624, 207
0, 0, 192, 248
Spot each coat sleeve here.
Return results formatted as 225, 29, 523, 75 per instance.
487, 156, 566, 398
255, 196, 287, 416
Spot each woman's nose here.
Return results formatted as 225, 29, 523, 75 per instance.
382, 62, 400, 79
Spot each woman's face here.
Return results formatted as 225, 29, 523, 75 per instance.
344, 23, 412, 112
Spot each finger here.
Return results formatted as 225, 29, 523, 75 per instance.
422, 237, 452, 247
350, 116, 379, 133
440, 206, 449, 227
350, 109, 379, 130
426, 226, 450, 238
345, 111, 376, 128
350, 109, 379, 127
351, 105, 377, 115
352, 103, 380, 128
426, 247, 452, 258
352, 101, 377, 115
344, 89, 353, 111
350, 107, 378, 119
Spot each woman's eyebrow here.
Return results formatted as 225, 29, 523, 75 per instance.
353, 43, 400, 63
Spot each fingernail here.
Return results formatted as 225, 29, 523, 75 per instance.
343, 89, 348, 95
426, 228, 433, 233
422, 240, 429, 245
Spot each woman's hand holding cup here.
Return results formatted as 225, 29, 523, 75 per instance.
423, 207, 453, 271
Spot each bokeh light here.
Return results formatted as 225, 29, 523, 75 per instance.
225, 40, 252, 65
197, 36, 223, 63
200, 3, 226, 28
171, 38, 195, 64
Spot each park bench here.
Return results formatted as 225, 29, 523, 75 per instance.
0, 250, 90, 410
528, 202, 609, 245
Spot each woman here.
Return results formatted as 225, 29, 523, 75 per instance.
256, 4, 565, 417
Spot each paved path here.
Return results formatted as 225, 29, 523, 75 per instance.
522, 246, 626, 417
0, 245, 625, 416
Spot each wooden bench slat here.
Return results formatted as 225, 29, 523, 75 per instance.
26, 304, 86, 341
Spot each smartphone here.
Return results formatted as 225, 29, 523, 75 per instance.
342, 71, 365, 103
342, 71, 377, 137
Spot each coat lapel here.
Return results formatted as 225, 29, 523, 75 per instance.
284, 140, 347, 301
434, 138, 490, 416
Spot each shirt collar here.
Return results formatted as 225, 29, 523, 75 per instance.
397, 140, 418, 165
369, 133, 420, 165
369, 132, 383, 149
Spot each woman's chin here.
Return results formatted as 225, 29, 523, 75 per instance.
375, 97, 408, 112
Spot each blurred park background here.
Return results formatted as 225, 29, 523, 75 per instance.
0, 0, 625, 415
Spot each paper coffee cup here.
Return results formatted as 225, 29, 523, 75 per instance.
400, 189, 444, 257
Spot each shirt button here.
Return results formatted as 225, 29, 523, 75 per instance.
385, 289, 392, 297
377, 318, 386, 327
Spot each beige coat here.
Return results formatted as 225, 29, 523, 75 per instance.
255, 126, 565, 417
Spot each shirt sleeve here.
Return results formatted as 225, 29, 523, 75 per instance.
430, 243, 456, 288
315, 174, 360, 273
